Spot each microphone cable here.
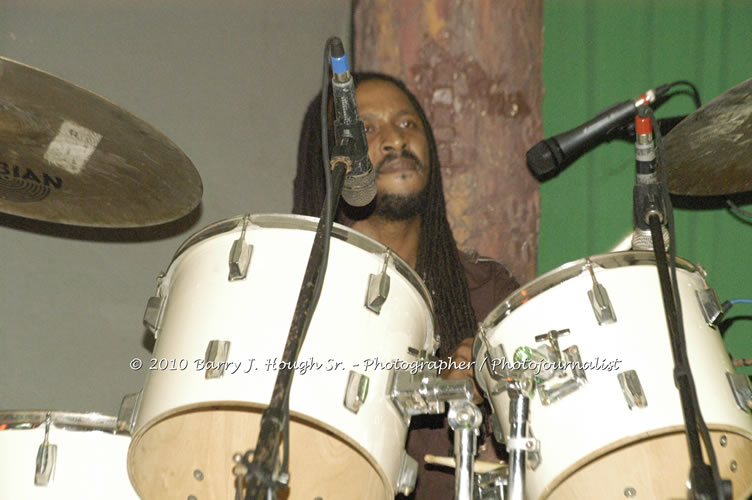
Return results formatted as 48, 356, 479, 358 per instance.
649, 104, 727, 500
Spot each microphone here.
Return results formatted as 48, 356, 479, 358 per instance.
631, 112, 669, 251
329, 38, 377, 206
526, 85, 670, 181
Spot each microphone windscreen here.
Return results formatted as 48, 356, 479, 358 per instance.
342, 169, 377, 207
526, 139, 564, 181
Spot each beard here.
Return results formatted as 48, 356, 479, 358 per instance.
371, 150, 429, 221
372, 188, 428, 221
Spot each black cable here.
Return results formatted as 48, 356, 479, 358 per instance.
277, 35, 340, 493
301, 36, 338, 354
660, 80, 702, 108
726, 198, 752, 223
315, 36, 336, 320
271, 43, 338, 491
241, 38, 343, 500
649, 107, 726, 500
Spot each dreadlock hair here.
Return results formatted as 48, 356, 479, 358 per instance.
293, 72, 476, 357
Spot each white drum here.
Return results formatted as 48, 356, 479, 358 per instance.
474, 252, 752, 500
128, 214, 436, 500
0, 411, 138, 499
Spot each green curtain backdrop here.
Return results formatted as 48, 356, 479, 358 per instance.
538, 0, 752, 374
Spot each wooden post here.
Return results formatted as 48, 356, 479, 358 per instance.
354, 0, 543, 282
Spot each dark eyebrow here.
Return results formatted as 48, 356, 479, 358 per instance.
360, 109, 418, 121
394, 109, 419, 120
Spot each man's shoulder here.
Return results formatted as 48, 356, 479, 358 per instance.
458, 248, 520, 322
458, 249, 519, 291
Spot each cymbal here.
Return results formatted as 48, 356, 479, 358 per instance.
0, 57, 202, 227
662, 78, 752, 196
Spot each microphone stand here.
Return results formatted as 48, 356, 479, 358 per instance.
647, 213, 723, 500
238, 149, 351, 500
634, 108, 730, 500
447, 400, 483, 500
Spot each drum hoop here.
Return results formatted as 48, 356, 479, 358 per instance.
169, 213, 434, 313
480, 251, 697, 332
0, 410, 118, 433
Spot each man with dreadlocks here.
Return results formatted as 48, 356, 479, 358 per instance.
293, 72, 519, 498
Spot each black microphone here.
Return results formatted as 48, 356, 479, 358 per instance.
526, 85, 670, 181
329, 38, 376, 206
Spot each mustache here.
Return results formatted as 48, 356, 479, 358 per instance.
376, 150, 424, 172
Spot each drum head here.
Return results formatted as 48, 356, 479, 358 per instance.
129, 404, 388, 500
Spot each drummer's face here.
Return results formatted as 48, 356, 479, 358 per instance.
356, 80, 430, 198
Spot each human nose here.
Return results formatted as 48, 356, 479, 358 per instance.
379, 124, 407, 153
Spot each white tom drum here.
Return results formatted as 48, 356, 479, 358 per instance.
474, 252, 752, 500
0, 411, 137, 499
128, 214, 435, 500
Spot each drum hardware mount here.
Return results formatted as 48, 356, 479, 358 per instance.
388, 368, 486, 499
474, 327, 512, 394
533, 329, 570, 363
396, 450, 419, 496
476, 329, 587, 405
408, 338, 442, 360
407, 346, 435, 360
228, 215, 253, 281
695, 287, 723, 326
387, 366, 474, 422
366, 249, 392, 314
424, 453, 510, 499
34, 412, 57, 487
476, 335, 543, 497
726, 373, 752, 414
474, 467, 509, 500
534, 348, 586, 406
477, 332, 510, 387
204, 340, 232, 379
585, 261, 617, 325
490, 408, 506, 445
343, 370, 369, 413
448, 400, 484, 500
143, 272, 167, 340
618, 370, 648, 409
526, 330, 588, 406
117, 391, 143, 434
506, 384, 539, 500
